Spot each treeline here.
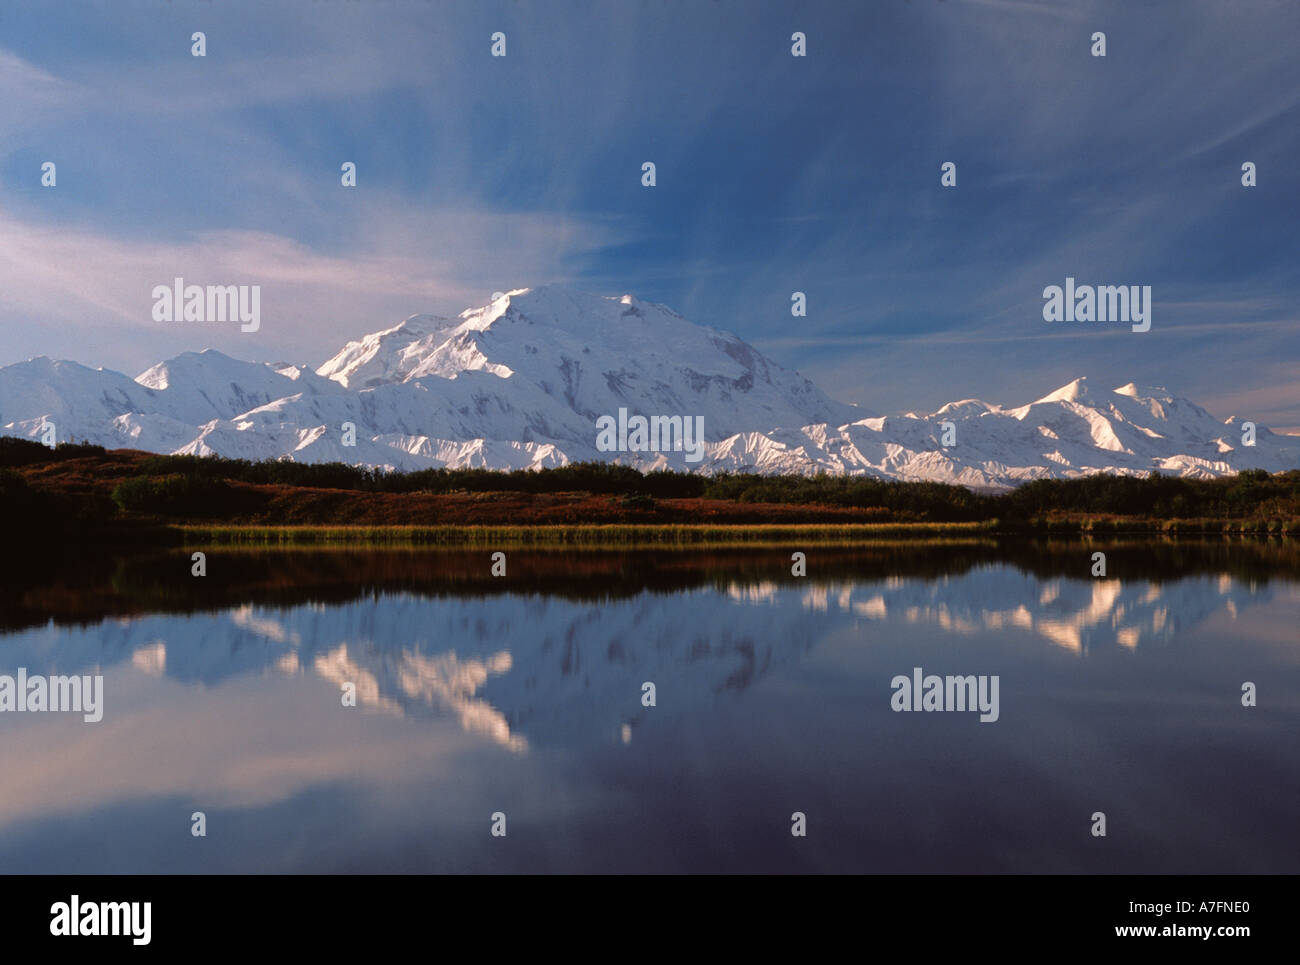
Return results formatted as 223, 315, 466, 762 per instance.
101, 453, 1028, 520
1, 437, 1297, 522
115, 448, 1300, 520
992, 471, 1295, 520
0, 439, 106, 466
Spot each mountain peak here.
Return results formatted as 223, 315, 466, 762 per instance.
1035, 377, 1094, 405
309, 286, 859, 443
1114, 381, 1175, 401
135, 349, 249, 390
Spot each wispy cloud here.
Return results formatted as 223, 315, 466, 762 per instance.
0, 203, 626, 370
0, 0, 1295, 425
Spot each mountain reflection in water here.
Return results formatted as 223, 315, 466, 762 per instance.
0, 541, 1295, 873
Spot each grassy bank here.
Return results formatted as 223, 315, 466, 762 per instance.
172, 516, 1297, 546
1004, 517, 1296, 536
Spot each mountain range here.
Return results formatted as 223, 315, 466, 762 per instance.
0, 285, 1294, 488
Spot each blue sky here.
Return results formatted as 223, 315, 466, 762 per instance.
0, 0, 1296, 425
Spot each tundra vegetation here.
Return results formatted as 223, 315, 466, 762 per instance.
0, 437, 1295, 544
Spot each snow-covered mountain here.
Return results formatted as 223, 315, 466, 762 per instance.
0, 285, 1294, 487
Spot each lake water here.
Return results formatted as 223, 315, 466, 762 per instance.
1, 541, 1296, 873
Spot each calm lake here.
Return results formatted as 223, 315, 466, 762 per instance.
1, 540, 1296, 873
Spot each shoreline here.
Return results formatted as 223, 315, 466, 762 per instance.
168, 519, 1293, 546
